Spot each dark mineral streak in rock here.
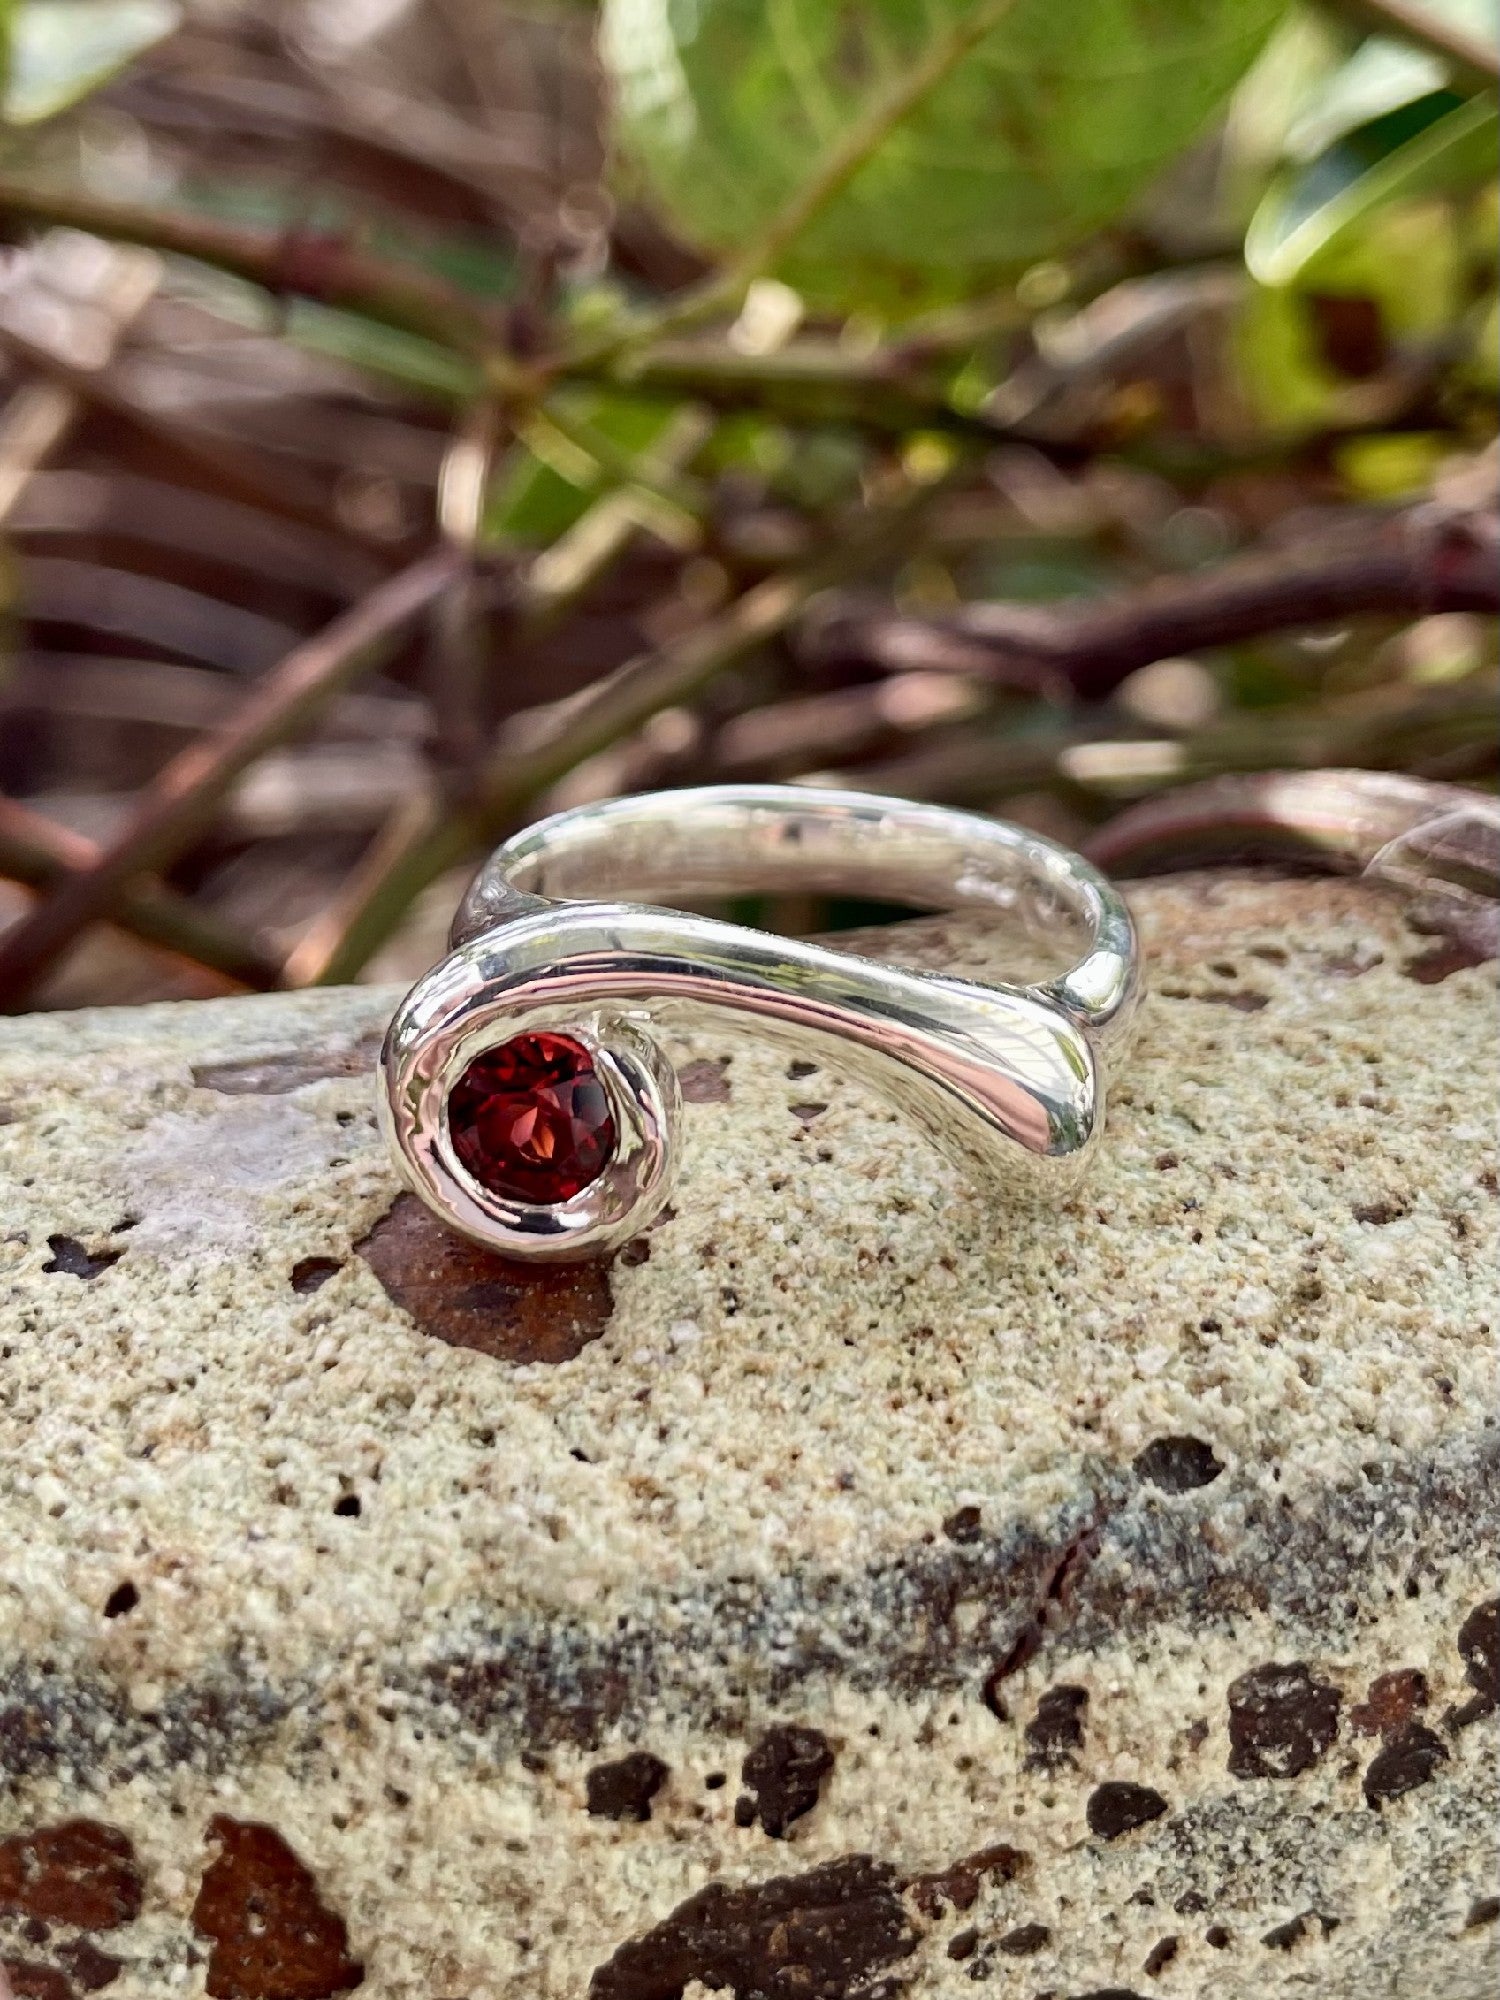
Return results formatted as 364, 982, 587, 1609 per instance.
190, 1816, 363, 2000
1086, 1783, 1170, 1840
1349, 1668, 1427, 1736
1362, 1722, 1449, 1808
357, 1192, 612, 1363
1260, 1910, 1339, 1951
3, 1962, 74, 2000
677, 1057, 732, 1103
907, 1844, 1029, 1919
588, 1853, 915, 2000
101, 1582, 138, 1621
40, 1236, 121, 1282
1451, 1597, 1499, 1725
0, 1821, 143, 1930
737, 1725, 836, 1838
1142, 1934, 1178, 1975
996, 1921, 1051, 1955
56, 1938, 123, 1992
1226, 1662, 1341, 1779
1025, 1684, 1089, 1769
586, 1753, 671, 1822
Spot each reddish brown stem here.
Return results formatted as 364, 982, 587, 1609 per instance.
0, 796, 278, 988
802, 506, 1500, 701
0, 549, 464, 1011
0, 324, 382, 547
0, 176, 500, 359
1087, 769, 1500, 890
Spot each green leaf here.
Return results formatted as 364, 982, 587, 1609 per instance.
600, 0, 1292, 313
171, 172, 520, 303
3, 0, 180, 124
1283, 36, 1450, 157
1222, 11, 1346, 195
485, 390, 683, 545
1282, 0, 1498, 157
1334, 429, 1450, 497
283, 303, 482, 401
1320, 197, 1462, 335
1234, 278, 1344, 429
1246, 89, 1498, 285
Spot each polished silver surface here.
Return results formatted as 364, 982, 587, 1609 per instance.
380, 785, 1142, 1260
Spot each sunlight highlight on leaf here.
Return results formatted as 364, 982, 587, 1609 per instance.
1247, 90, 1499, 284
3, 0, 181, 124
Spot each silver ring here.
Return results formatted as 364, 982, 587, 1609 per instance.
379, 785, 1142, 1263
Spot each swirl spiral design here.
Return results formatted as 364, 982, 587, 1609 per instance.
379, 787, 1140, 1261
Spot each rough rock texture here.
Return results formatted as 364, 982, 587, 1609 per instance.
0, 872, 1496, 2000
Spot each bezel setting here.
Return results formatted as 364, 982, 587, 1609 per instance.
380, 941, 680, 1261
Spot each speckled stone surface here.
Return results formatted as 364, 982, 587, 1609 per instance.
0, 873, 1496, 2000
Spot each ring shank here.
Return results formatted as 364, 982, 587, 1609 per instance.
454, 786, 1140, 1056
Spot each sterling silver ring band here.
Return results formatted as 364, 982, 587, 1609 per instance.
379, 785, 1142, 1263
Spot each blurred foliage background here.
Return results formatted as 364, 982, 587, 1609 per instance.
0, 0, 1494, 1009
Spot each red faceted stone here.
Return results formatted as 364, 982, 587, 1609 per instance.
447, 1033, 616, 1205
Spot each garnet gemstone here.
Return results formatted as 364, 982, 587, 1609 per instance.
447, 1033, 616, 1205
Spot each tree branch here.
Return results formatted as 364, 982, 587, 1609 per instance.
580, 338, 1006, 440
304, 475, 954, 984
0, 549, 464, 1011
845, 671, 1497, 808
800, 503, 1500, 701
0, 174, 510, 363
0, 797, 280, 989
1086, 766, 1500, 883
0, 322, 386, 544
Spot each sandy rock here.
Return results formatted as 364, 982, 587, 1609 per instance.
0, 872, 1495, 2000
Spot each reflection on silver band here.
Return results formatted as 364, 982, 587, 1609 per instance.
379, 785, 1142, 1262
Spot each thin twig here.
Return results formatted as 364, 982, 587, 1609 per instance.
552, 0, 1025, 375
518, 403, 716, 625
525, 400, 710, 526
1086, 767, 1500, 880
0, 174, 512, 363
802, 504, 1500, 701
284, 403, 719, 986
431, 401, 506, 770
0, 244, 160, 524
280, 786, 444, 989
117, 55, 553, 216
1331, 0, 1500, 87
0, 549, 464, 1010
848, 672, 1498, 807
584, 338, 1006, 439
0, 383, 82, 522
0, 796, 279, 988
710, 675, 986, 780
286, 416, 504, 989
0, 322, 377, 544
306, 476, 952, 984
